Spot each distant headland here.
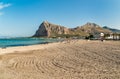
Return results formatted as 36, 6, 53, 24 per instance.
33, 21, 120, 39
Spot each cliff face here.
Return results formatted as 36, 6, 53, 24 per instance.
33, 21, 112, 38
33, 22, 48, 37
33, 21, 70, 37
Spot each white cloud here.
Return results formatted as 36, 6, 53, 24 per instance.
0, 2, 11, 16
0, 2, 11, 10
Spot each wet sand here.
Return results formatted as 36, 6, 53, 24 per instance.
0, 40, 120, 79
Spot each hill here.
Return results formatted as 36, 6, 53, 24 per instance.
33, 21, 112, 38
103, 26, 120, 33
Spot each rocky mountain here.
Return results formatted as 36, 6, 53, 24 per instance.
75, 23, 112, 38
33, 21, 70, 37
103, 26, 120, 33
33, 21, 112, 38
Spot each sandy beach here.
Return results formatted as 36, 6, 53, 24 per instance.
0, 40, 120, 79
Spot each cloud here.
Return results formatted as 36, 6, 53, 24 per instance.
0, 2, 11, 10
0, 2, 11, 16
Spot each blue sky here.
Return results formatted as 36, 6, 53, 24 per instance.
0, 0, 120, 37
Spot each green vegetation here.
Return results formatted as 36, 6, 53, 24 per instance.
51, 34, 82, 38
85, 34, 94, 40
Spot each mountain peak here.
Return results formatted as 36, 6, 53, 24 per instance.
42, 21, 49, 24
86, 22, 94, 24
84, 22, 99, 27
33, 21, 70, 37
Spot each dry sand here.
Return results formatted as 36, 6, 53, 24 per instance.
0, 40, 120, 79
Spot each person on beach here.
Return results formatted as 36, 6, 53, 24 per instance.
100, 33, 104, 42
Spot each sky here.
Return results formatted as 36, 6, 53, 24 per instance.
0, 0, 120, 37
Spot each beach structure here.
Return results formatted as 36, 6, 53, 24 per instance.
105, 33, 120, 40
100, 33, 105, 41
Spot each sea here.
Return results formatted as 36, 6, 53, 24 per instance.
0, 37, 61, 48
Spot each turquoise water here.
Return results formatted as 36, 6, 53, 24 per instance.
0, 38, 60, 48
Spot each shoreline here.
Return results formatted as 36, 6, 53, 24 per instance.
0, 39, 82, 55
0, 37, 63, 49
0, 39, 119, 55
0, 41, 50, 49
0, 41, 59, 55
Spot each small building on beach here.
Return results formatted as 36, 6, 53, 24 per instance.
105, 33, 120, 40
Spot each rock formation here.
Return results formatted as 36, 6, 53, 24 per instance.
33, 21, 70, 37
33, 21, 112, 38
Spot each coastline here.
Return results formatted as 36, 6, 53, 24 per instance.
0, 39, 85, 55
0, 41, 59, 55
0, 39, 119, 55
